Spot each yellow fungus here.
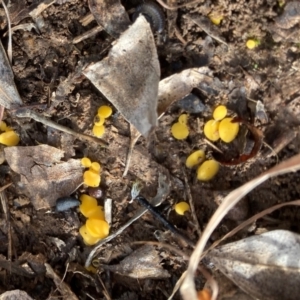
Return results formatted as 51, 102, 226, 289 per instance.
0, 131, 20, 146
87, 205, 105, 220
213, 105, 227, 121
92, 124, 105, 138
98, 105, 112, 119
86, 219, 109, 238
94, 115, 105, 126
246, 39, 258, 49
197, 160, 219, 181
79, 194, 98, 217
174, 202, 190, 215
5, 126, 13, 132
90, 162, 101, 173
79, 225, 101, 245
83, 170, 101, 187
0, 121, 7, 131
209, 14, 223, 25
186, 150, 206, 168
203, 120, 220, 141
85, 265, 98, 273
178, 114, 188, 125
197, 289, 212, 300
219, 117, 239, 143
171, 122, 189, 140
81, 157, 92, 168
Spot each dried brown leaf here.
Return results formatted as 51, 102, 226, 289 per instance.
180, 152, 300, 300
0, 290, 33, 300
208, 230, 300, 300
83, 15, 159, 137
4, 145, 83, 210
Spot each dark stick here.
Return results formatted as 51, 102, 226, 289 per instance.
135, 196, 195, 248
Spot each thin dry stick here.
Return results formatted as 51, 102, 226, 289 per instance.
73, 25, 103, 44
156, 0, 204, 10
15, 108, 108, 147
97, 275, 112, 300
180, 152, 300, 300
1, 0, 12, 64
182, 168, 201, 237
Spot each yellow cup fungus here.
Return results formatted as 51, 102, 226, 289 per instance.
92, 124, 105, 138
213, 105, 227, 121
0, 131, 20, 146
81, 157, 92, 168
174, 202, 190, 215
87, 205, 105, 220
171, 122, 189, 140
90, 162, 101, 173
178, 113, 188, 125
83, 170, 101, 187
94, 115, 105, 126
208, 13, 223, 25
219, 117, 239, 143
197, 159, 219, 181
246, 39, 259, 49
86, 218, 110, 239
186, 150, 206, 168
98, 105, 112, 119
79, 225, 101, 245
204, 120, 220, 141
79, 194, 98, 217
0, 121, 6, 131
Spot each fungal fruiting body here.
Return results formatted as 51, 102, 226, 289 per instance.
81, 157, 92, 168
186, 150, 206, 168
171, 122, 189, 140
197, 160, 219, 181
204, 120, 220, 141
83, 170, 101, 187
92, 124, 105, 138
92, 105, 112, 138
174, 202, 190, 215
79, 194, 98, 217
213, 105, 227, 121
246, 39, 259, 49
219, 117, 239, 143
98, 105, 113, 119
132, 1, 165, 33
0, 121, 20, 146
86, 219, 109, 239
90, 162, 101, 173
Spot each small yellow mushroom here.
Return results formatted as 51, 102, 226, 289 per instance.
90, 162, 101, 173
208, 13, 223, 25
186, 150, 206, 168
197, 160, 219, 181
83, 170, 101, 187
174, 202, 190, 215
79, 194, 98, 217
86, 219, 110, 239
0, 131, 20, 146
79, 225, 101, 245
98, 105, 112, 119
0, 121, 7, 131
81, 157, 92, 168
203, 120, 220, 141
246, 39, 259, 49
87, 205, 105, 220
94, 115, 105, 126
213, 105, 227, 121
219, 117, 239, 143
178, 113, 188, 125
92, 124, 105, 137
171, 122, 189, 140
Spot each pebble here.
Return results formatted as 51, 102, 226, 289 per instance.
176, 94, 207, 114
55, 197, 80, 212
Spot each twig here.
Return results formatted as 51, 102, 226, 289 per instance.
182, 168, 201, 237
156, 0, 204, 10
73, 25, 103, 44
1, 0, 12, 64
14, 108, 108, 147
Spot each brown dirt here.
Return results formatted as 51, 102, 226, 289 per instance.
0, 0, 300, 299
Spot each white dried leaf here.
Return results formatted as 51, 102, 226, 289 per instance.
208, 230, 300, 300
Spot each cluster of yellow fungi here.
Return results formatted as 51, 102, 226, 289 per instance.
171, 114, 189, 140
0, 121, 19, 146
92, 105, 112, 137
79, 194, 109, 245
81, 157, 101, 187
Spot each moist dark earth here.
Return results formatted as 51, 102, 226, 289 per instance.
0, 0, 300, 299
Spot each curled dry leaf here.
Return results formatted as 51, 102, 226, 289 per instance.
180, 152, 300, 300
0, 290, 33, 300
208, 230, 300, 300
102, 245, 170, 279
88, 0, 131, 38
4, 145, 83, 210
0, 40, 23, 108
83, 15, 159, 137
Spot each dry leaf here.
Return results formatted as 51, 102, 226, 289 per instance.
180, 152, 300, 300
208, 230, 300, 300
0, 40, 23, 108
83, 15, 160, 137
88, 0, 131, 38
102, 245, 170, 279
4, 145, 83, 210
0, 290, 33, 300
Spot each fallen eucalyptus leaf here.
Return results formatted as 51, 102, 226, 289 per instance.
102, 245, 170, 279
83, 15, 159, 137
0, 40, 23, 108
88, 0, 131, 38
4, 144, 83, 210
0, 290, 33, 300
208, 230, 300, 300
